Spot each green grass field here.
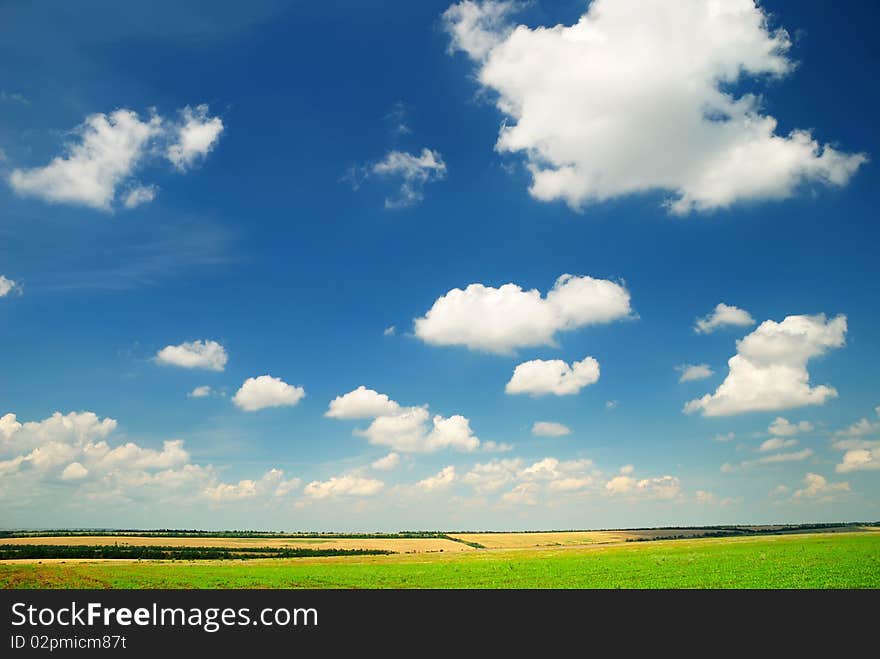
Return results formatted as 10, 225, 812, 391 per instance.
2, 531, 878, 589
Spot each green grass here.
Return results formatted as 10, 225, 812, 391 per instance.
2, 532, 878, 589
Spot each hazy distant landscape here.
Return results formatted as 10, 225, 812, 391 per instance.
2, 524, 878, 589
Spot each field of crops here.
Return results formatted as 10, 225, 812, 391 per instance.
2, 531, 878, 589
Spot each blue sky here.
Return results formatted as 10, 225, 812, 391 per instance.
1, 0, 878, 530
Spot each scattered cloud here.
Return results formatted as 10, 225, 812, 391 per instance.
676, 363, 713, 383
166, 104, 224, 171
122, 184, 157, 209
757, 437, 798, 452
728, 448, 814, 471
0, 91, 29, 105
303, 474, 384, 499
8, 105, 223, 211
500, 482, 539, 505
0, 275, 21, 298
414, 274, 631, 354
416, 465, 457, 492
325, 386, 401, 419
531, 421, 571, 437
832, 412, 880, 472
328, 387, 481, 453
349, 148, 447, 209
695, 490, 717, 505
792, 472, 850, 501
204, 469, 300, 502
605, 400, 619, 410
694, 304, 755, 334
155, 340, 228, 372
187, 385, 213, 399
506, 357, 599, 397
685, 314, 846, 416
371, 452, 400, 471
713, 432, 736, 443
383, 325, 397, 336
605, 468, 682, 501
232, 375, 305, 412
768, 417, 814, 436
835, 445, 880, 473
443, 0, 866, 213
0, 410, 299, 508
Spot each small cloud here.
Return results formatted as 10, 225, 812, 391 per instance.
383, 325, 397, 336
712, 432, 736, 443
676, 363, 713, 382
371, 452, 400, 471
531, 421, 571, 437
155, 340, 228, 372
0, 275, 22, 298
122, 184, 157, 209
232, 375, 305, 412
0, 91, 29, 105
605, 400, 619, 410
768, 417, 814, 436
694, 303, 755, 334
187, 385, 213, 399
757, 437, 798, 452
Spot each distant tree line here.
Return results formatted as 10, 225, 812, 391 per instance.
0, 545, 393, 560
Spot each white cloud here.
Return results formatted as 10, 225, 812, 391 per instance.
9, 110, 161, 210
204, 469, 300, 502
155, 340, 228, 372
769, 485, 790, 497
684, 314, 846, 416
500, 482, 540, 505
713, 432, 736, 443
325, 386, 401, 419
416, 466, 457, 492
370, 148, 447, 208
187, 386, 213, 399
757, 437, 798, 452
166, 104, 224, 171
371, 452, 400, 471
768, 417, 814, 436
303, 474, 384, 499
481, 440, 513, 453
756, 448, 813, 464
9, 105, 223, 211
443, 0, 866, 213
832, 414, 880, 471
60, 462, 88, 481
328, 387, 482, 453
835, 446, 880, 473
695, 490, 717, 505
834, 417, 880, 438
605, 472, 682, 500
694, 303, 755, 334
383, 326, 397, 336
676, 364, 713, 383
605, 400, 619, 410
793, 472, 850, 501
531, 421, 571, 437
0, 275, 20, 298
414, 274, 631, 354
730, 448, 814, 471
232, 375, 305, 412
122, 184, 157, 209
462, 458, 522, 494
506, 357, 599, 396
358, 408, 480, 453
